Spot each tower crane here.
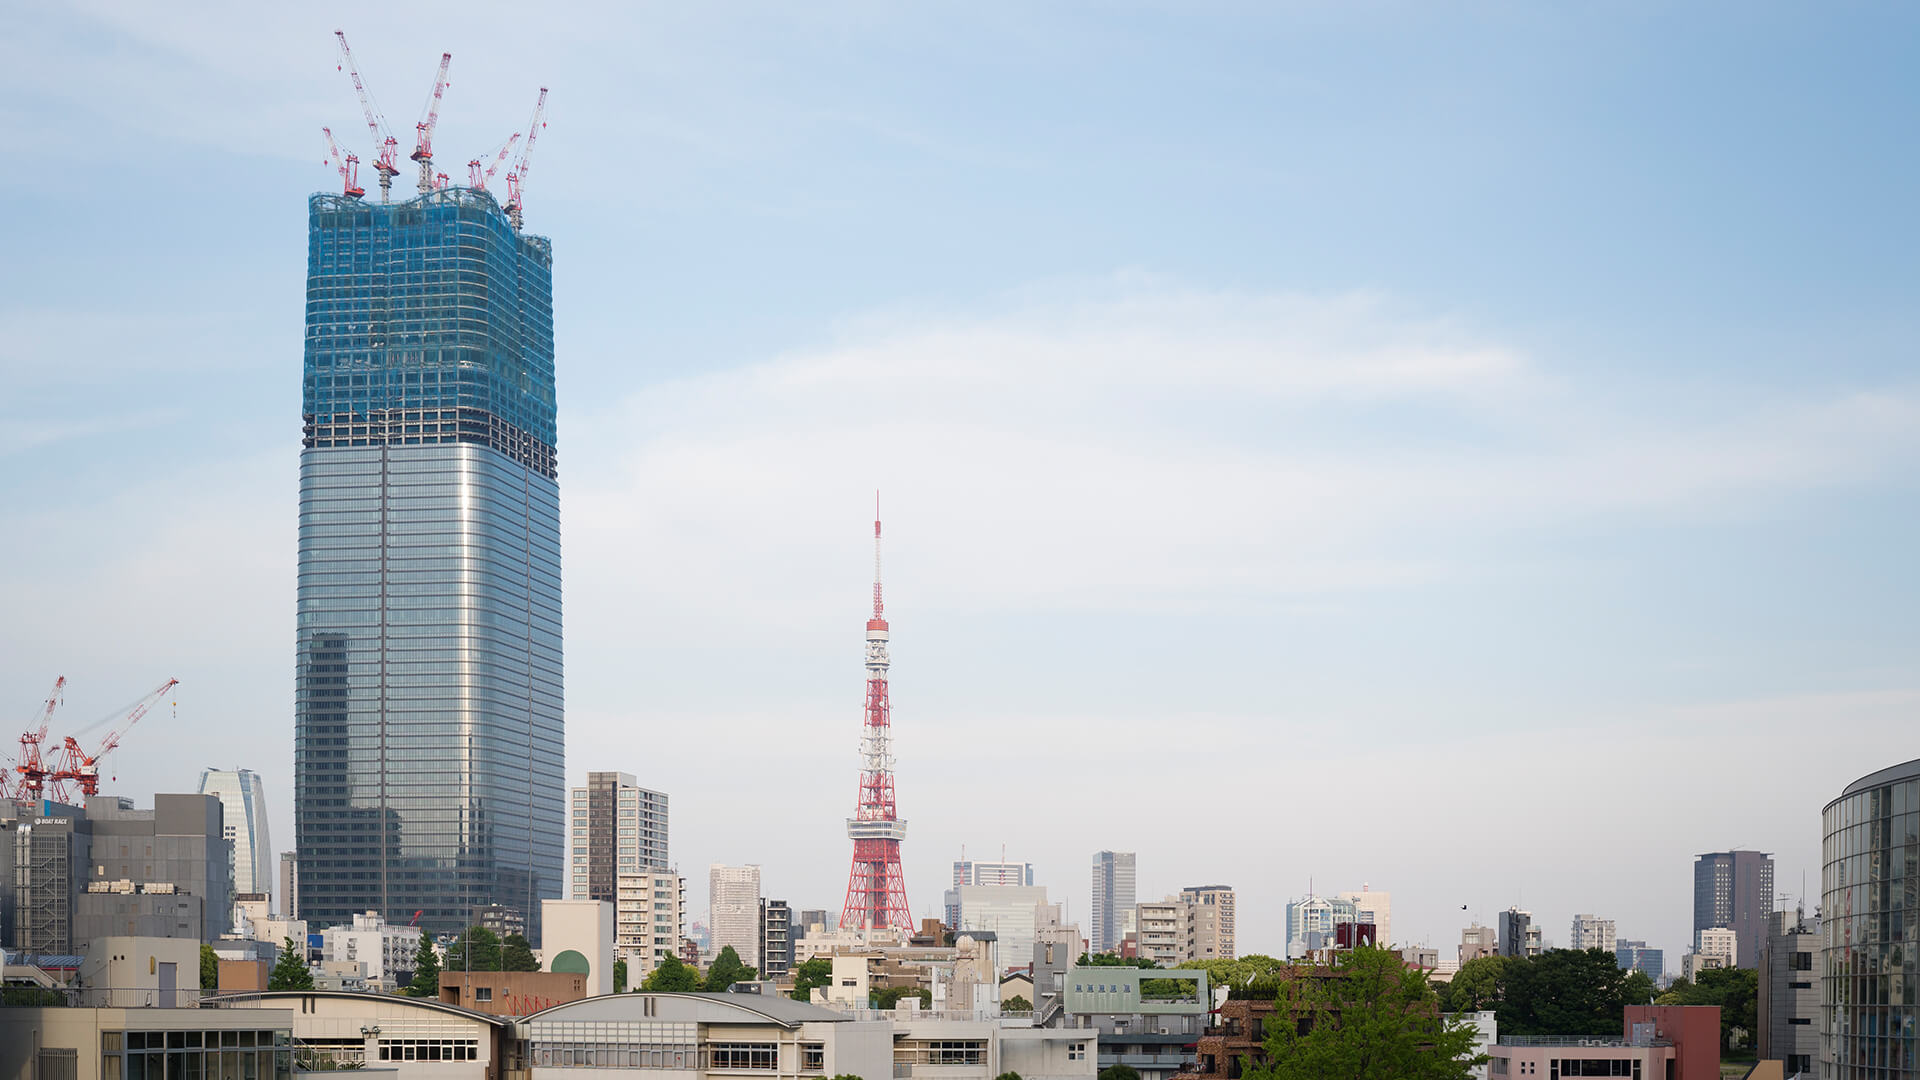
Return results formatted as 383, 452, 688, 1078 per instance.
334, 30, 401, 202
322, 127, 366, 199
51, 678, 179, 800
412, 52, 453, 193
468, 132, 521, 191
12, 676, 64, 805
503, 88, 548, 230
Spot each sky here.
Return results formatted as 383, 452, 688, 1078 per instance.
2, 2, 1917, 967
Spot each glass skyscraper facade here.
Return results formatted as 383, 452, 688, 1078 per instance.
295, 187, 563, 936
1822, 759, 1920, 1078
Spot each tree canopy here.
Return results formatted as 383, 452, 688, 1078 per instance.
642, 953, 702, 992
1495, 949, 1629, 1038
445, 926, 502, 972
269, 938, 314, 991
873, 986, 931, 1009
1657, 967, 1757, 1052
201, 944, 220, 991
791, 957, 834, 1001
1079, 953, 1159, 968
614, 959, 628, 994
1245, 945, 1482, 1080
1004, 994, 1033, 1013
1098, 1066, 1141, 1080
704, 945, 758, 992
501, 933, 540, 972
407, 933, 441, 997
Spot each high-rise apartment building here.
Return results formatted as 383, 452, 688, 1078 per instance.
1757, 908, 1819, 1077
945, 858, 1034, 928
569, 773, 669, 901
760, 898, 793, 979
278, 851, 297, 919
1570, 913, 1616, 954
293, 186, 563, 937
709, 864, 762, 971
1091, 851, 1136, 954
1135, 894, 1231, 966
1180, 885, 1237, 959
198, 769, 271, 906
1693, 849, 1773, 969
1497, 907, 1541, 958
615, 868, 685, 978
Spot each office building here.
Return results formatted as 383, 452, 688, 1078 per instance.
1497, 907, 1541, 958
1615, 940, 1664, 979
1334, 888, 1390, 947
957, 884, 1051, 970
1461, 925, 1499, 966
614, 869, 685, 978
1693, 849, 1773, 969
294, 185, 563, 937
1569, 913, 1616, 954
946, 858, 1034, 927
3, 794, 230, 955
1091, 851, 1136, 954
1180, 885, 1236, 960
1757, 908, 1818, 1076
196, 769, 271, 906
569, 773, 669, 902
1822, 759, 1920, 1076
761, 898, 794, 979
709, 864, 762, 971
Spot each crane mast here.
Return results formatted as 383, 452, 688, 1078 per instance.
413, 52, 453, 193
334, 31, 401, 201
503, 88, 548, 230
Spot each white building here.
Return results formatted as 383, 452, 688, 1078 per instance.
1570, 914, 1617, 953
710, 864, 763, 971
215, 990, 509, 1076
1335, 888, 1391, 947
617, 868, 686, 976
198, 768, 272, 905
1091, 851, 1136, 954
543, 898, 617, 997
947, 858, 1035, 927
233, 894, 307, 951
957, 884, 1050, 971
321, 911, 419, 990
1682, 926, 1738, 980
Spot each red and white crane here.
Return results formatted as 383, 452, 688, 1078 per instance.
333, 30, 401, 202
503, 88, 548, 230
50, 678, 180, 801
412, 52, 453, 193
322, 127, 366, 199
11, 676, 65, 805
468, 132, 521, 192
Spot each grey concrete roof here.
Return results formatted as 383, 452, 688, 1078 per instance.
204, 989, 511, 1027
1837, 758, 1920, 803
526, 991, 852, 1027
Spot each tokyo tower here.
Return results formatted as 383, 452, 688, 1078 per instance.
839, 497, 913, 932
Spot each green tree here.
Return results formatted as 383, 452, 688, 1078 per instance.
1439, 955, 1507, 1013
791, 957, 834, 1001
873, 986, 932, 1009
1099, 1066, 1141, 1080
1659, 967, 1757, 1052
1079, 953, 1159, 968
642, 953, 703, 992
407, 933, 441, 997
1004, 994, 1033, 1013
1496, 949, 1627, 1038
704, 945, 758, 991
1620, 970, 1654, 1007
614, 959, 628, 993
201, 944, 220, 991
501, 933, 540, 972
1245, 945, 1482, 1080
995, 1072, 1024, 1080
445, 926, 502, 972
269, 937, 315, 991
828, 1075, 864, 1080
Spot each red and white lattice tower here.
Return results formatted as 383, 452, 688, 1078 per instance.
839, 497, 913, 932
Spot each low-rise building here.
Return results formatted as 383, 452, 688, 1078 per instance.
1461, 925, 1499, 966
210, 989, 513, 1076
441, 969, 591, 1016
1488, 1006, 1720, 1080
525, 991, 893, 1078
320, 910, 419, 991
0, 1004, 294, 1080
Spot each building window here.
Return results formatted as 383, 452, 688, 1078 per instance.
801, 1044, 825, 1073
710, 1043, 778, 1071
1788, 1017, 1811, 1025
475, 987, 493, 1002
1069, 1043, 1087, 1061
1791, 952, 1813, 970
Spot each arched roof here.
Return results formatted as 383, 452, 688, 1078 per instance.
1834, 758, 1920, 805
204, 989, 511, 1028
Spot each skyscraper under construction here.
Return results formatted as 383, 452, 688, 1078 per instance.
293, 182, 562, 936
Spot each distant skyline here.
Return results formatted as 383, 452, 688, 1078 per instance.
3, 4, 1917, 964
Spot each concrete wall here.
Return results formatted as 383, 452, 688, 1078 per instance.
542, 898, 616, 996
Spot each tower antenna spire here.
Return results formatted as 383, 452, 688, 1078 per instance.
872, 491, 884, 621
841, 493, 911, 934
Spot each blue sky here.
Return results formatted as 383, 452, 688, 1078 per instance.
2, 2, 1917, 963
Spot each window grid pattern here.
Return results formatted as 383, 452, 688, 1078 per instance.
1822, 774, 1920, 1077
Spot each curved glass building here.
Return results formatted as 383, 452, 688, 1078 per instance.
294, 187, 563, 936
1822, 758, 1920, 1077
